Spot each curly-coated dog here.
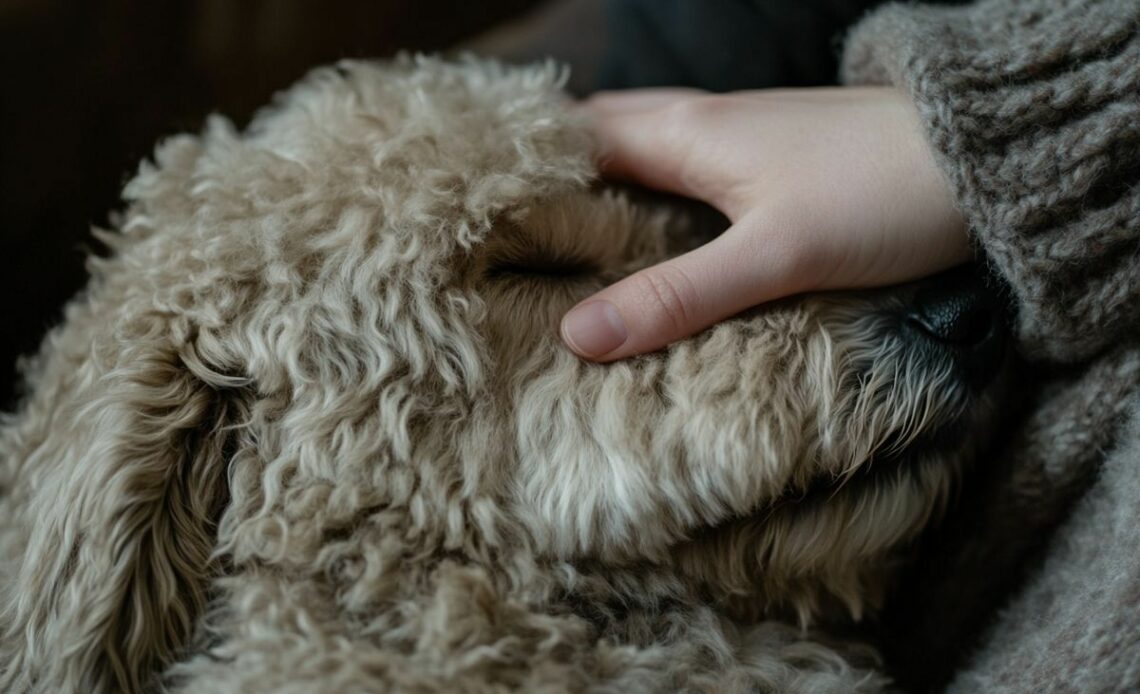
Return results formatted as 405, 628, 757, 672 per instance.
0, 58, 1009, 693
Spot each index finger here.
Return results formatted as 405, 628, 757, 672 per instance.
578, 89, 712, 200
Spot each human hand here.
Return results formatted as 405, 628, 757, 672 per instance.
560, 86, 971, 361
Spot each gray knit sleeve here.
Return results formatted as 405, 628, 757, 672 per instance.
841, 0, 1140, 363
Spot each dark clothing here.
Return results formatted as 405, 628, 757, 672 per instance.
595, 0, 966, 91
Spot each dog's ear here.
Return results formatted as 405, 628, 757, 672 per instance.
0, 328, 239, 693
0, 134, 240, 693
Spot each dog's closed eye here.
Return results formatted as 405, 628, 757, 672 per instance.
484, 251, 599, 281
479, 196, 640, 285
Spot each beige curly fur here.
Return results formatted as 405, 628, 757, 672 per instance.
0, 57, 1006, 692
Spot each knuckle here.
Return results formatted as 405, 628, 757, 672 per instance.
630, 266, 698, 334
660, 95, 724, 135
657, 95, 734, 197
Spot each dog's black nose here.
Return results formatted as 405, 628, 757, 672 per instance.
904, 266, 1008, 385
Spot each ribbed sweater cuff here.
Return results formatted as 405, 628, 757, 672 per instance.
841, 0, 1140, 363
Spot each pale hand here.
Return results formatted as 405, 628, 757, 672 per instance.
560, 86, 971, 361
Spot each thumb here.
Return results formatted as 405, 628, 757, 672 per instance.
560, 220, 805, 361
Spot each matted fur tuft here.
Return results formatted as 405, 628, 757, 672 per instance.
0, 56, 1006, 692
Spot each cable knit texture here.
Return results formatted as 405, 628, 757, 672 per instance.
842, 0, 1140, 364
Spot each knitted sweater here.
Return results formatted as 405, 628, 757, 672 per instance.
843, 0, 1140, 364
841, 1, 1140, 691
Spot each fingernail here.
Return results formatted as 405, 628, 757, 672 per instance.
561, 300, 628, 357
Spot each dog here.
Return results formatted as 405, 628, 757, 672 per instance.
0, 57, 1010, 692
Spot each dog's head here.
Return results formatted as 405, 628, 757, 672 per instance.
480, 196, 1009, 622
0, 57, 1011, 691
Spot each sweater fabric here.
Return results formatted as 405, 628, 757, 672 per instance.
843, 0, 1140, 365
841, 1, 1140, 691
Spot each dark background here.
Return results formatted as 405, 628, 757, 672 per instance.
0, 0, 542, 408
